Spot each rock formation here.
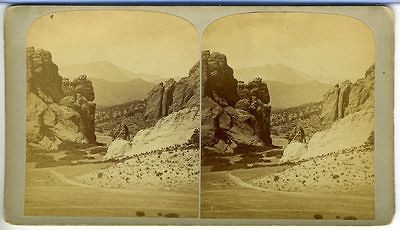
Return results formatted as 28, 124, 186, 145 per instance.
26, 47, 97, 150
201, 51, 273, 154
202, 51, 238, 106
280, 64, 375, 163
320, 64, 375, 127
27, 47, 63, 102
144, 82, 165, 124
144, 61, 200, 126
105, 107, 199, 160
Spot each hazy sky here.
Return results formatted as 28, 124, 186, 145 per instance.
28, 10, 199, 78
203, 13, 375, 81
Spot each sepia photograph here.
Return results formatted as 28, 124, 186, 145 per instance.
3, 5, 394, 225
200, 13, 375, 220
24, 10, 200, 217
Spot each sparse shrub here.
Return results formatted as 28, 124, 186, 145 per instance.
336, 216, 341, 219
332, 175, 340, 179
97, 172, 103, 178
165, 213, 179, 218
136, 211, 145, 217
313, 214, 323, 219
157, 213, 163, 216
274, 175, 279, 182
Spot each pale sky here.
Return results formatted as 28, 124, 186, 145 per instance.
203, 13, 375, 81
28, 10, 199, 78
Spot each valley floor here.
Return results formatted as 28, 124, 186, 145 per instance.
200, 166, 374, 219
25, 133, 199, 218
25, 163, 199, 217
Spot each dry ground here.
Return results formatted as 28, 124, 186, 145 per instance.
201, 165, 374, 220
25, 163, 199, 217
25, 133, 199, 218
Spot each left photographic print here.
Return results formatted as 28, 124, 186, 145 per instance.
25, 10, 200, 217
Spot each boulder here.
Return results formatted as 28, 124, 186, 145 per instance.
280, 142, 308, 163
104, 139, 132, 160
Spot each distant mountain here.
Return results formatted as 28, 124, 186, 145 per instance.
235, 63, 339, 85
59, 61, 164, 83
267, 80, 331, 108
90, 78, 154, 106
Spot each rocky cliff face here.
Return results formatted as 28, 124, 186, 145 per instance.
26, 47, 96, 150
320, 64, 375, 127
280, 64, 375, 163
144, 60, 200, 125
201, 51, 272, 154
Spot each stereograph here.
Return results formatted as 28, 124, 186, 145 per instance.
3, 5, 395, 225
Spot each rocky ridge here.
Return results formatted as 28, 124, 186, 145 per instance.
144, 61, 200, 126
26, 47, 97, 150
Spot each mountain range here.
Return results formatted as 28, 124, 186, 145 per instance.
60, 61, 332, 108
59, 61, 160, 106
90, 78, 154, 106
59, 61, 164, 83
266, 80, 331, 108
234, 63, 333, 108
234, 63, 340, 85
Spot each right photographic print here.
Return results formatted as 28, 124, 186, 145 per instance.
200, 13, 375, 220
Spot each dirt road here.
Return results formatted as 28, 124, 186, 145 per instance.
201, 167, 374, 219
25, 164, 199, 217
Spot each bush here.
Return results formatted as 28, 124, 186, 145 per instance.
343, 216, 357, 220
136, 211, 145, 217
313, 214, 323, 219
165, 213, 179, 218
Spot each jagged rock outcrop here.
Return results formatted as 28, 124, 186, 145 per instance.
201, 51, 272, 154
202, 51, 238, 106
27, 47, 63, 102
26, 47, 96, 150
321, 64, 375, 127
144, 82, 165, 124
144, 61, 200, 125
170, 62, 200, 112
162, 78, 176, 117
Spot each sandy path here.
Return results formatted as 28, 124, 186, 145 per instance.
50, 167, 197, 198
